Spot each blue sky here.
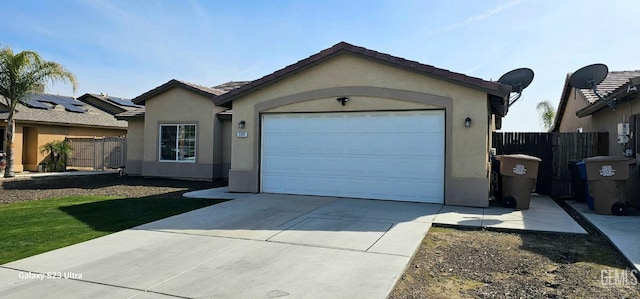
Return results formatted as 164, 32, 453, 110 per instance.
1, 0, 638, 131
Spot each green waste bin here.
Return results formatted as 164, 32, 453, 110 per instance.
495, 154, 542, 210
583, 156, 634, 215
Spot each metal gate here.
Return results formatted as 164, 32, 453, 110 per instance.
492, 132, 608, 197
65, 137, 127, 170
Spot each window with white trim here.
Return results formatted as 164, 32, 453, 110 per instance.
159, 124, 196, 162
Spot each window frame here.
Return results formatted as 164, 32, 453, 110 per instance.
158, 123, 197, 163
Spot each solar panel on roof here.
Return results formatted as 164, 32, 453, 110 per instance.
24, 99, 51, 110
106, 97, 141, 108
61, 104, 85, 113
30, 94, 86, 113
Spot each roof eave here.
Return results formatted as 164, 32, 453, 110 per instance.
132, 79, 219, 105
576, 84, 639, 118
214, 42, 511, 106
8, 119, 127, 129
115, 115, 144, 121
550, 74, 573, 132
576, 101, 607, 118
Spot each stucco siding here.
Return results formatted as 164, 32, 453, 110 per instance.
229, 53, 492, 206
125, 119, 144, 175
558, 89, 595, 132
11, 123, 126, 171
589, 102, 640, 156
219, 118, 232, 179
141, 87, 225, 180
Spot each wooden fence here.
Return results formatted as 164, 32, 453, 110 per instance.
492, 132, 608, 197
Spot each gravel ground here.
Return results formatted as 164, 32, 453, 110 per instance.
0, 172, 224, 204
390, 214, 640, 299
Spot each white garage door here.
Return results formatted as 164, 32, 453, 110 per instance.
261, 110, 445, 203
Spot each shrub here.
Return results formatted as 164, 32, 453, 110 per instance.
39, 140, 72, 172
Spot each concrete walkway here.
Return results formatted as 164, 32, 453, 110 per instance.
568, 201, 640, 271
0, 192, 587, 298
433, 194, 587, 234
188, 188, 586, 234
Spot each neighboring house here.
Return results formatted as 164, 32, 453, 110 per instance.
0, 94, 128, 172
218, 42, 511, 207
552, 69, 640, 204
77, 93, 143, 115
116, 79, 240, 181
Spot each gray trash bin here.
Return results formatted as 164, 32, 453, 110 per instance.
495, 154, 542, 210
583, 156, 634, 215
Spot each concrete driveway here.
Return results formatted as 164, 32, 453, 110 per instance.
0, 194, 441, 298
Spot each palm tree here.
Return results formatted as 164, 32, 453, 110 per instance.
0, 46, 77, 177
536, 100, 556, 131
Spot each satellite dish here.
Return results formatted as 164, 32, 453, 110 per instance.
568, 63, 608, 90
498, 68, 535, 108
568, 63, 613, 109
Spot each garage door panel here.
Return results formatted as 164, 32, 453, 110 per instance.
261, 111, 445, 203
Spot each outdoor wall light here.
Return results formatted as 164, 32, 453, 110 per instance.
336, 97, 350, 106
465, 117, 472, 128
238, 120, 246, 129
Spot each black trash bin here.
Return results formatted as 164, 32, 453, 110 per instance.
490, 155, 503, 202
568, 159, 586, 202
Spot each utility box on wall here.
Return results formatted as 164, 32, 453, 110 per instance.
617, 122, 630, 144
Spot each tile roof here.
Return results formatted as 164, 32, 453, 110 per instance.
552, 70, 640, 132
132, 79, 226, 105
0, 95, 127, 128
215, 42, 512, 106
579, 70, 640, 103
213, 81, 251, 93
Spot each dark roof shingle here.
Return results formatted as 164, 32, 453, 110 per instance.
0, 95, 127, 128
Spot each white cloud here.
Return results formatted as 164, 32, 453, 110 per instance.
429, 0, 527, 35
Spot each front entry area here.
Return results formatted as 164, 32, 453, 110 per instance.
260, 110, 445, 203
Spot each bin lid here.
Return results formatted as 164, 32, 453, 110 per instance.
495, 154, 542, 162
583, 156, 633, 163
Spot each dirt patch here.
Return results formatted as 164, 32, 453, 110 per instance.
0, 173, 224, 204
390, 226, 640, 299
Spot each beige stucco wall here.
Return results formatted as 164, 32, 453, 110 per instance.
559, 89, 640, 156
558, 88, 595, 133
588, 101, 639, 156
124, 119, 144, 175
10, 123, 126, 171
588, 100, 640, 207
142, 87, 226, 180
220, 118, 232, 179
229, 53, 493, 207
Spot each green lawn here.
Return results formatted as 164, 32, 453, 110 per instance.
0, 196, 223, 264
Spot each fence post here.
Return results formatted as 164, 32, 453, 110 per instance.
93, 137, 97, 171
101, 137, 105, 171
